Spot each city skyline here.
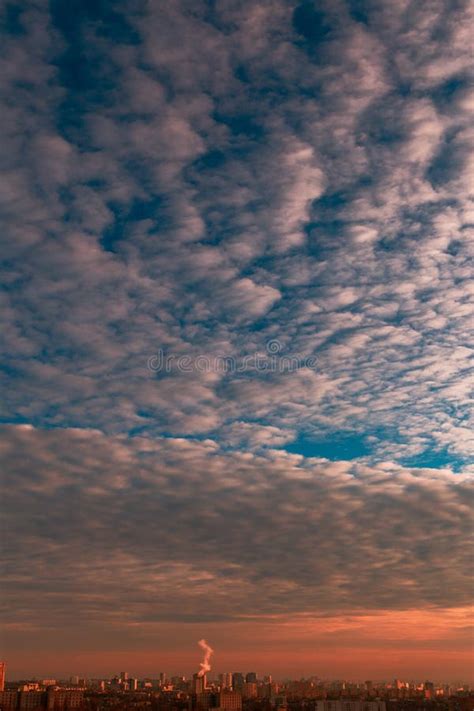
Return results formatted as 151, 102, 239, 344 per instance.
1, 0, 473, 686
2, 658, 472, 687
2, 658, 472, 711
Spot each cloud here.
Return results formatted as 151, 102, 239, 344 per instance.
1, 425, 472, 636
219, 422, 296, 448
1, 0, 473, 466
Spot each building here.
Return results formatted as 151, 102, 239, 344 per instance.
1, 688, 85, 710
193, 674, 207, 694
314, 702, 386, 711
232, 674, 244, 693
46, 689, 84, 709
218, 690, 242, 711
0, 690, 17, 710
259, 682, 279, 700
0, 663, 5, 692
195, 691, 219, 711
243, 683, 257, 699
245, 673, 257, 684
275, 699, 288, 711
219, 674, 233, 690
19, 691, 45, 709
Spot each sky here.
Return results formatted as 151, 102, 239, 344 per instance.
0, 0, 473, 682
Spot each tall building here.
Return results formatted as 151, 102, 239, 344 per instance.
219, 690, 242, 711
0, 662, 5, 692
245, 673, 257, 684
219, 673, 233, 690
193, 673, 207, 694
232, 674, 244, 693
195, 691, 218, 711
243, 683, 257, 699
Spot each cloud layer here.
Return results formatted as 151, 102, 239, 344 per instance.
1, 426, 472, 630
1, 0, 473, 463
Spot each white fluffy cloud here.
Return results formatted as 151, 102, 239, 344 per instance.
1, 0, 471, 454
0, 0, 473, 655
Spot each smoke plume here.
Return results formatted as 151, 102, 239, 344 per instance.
197, 639, 213, 677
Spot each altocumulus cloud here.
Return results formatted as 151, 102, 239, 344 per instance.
1, 425, 472, 632
0, 0, 473, 650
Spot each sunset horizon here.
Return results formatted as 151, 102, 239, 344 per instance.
3, 605, 474, 681
3, 624, 474, 683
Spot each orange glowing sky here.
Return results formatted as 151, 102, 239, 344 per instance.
3, 608, 473, 681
